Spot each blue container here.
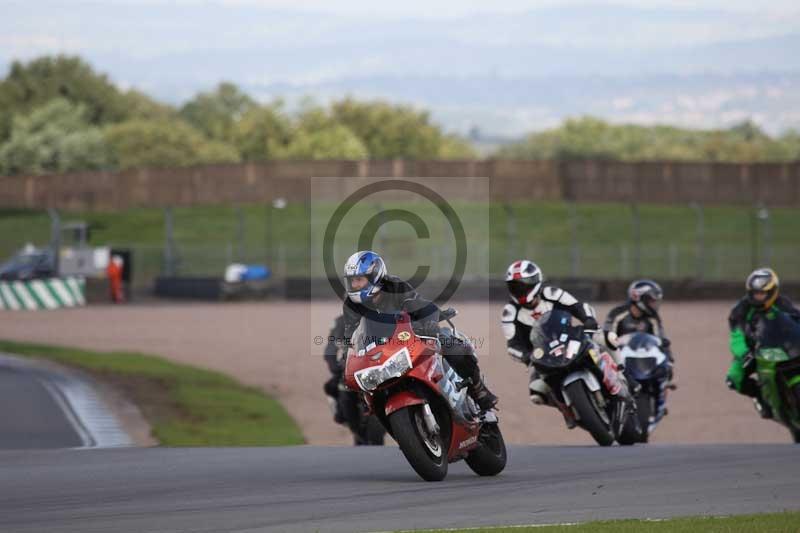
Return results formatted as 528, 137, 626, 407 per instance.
242, 265, 270, 281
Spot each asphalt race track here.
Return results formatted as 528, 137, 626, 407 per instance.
0, 354, 132, 450
0, 364, 83, 449
0, 445, 797, 533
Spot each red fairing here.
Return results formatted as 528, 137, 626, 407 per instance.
597, 351, 622, 395
385, 391, 426, 416
342, 311, 488, 465
448, 422, 480, 458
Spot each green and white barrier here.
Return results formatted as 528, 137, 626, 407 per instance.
0, 277, 86, 311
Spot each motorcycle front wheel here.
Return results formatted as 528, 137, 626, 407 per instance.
565, 381, 614, 446
389, 405, 448, 481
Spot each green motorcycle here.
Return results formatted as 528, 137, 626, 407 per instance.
753, 310, 800, 443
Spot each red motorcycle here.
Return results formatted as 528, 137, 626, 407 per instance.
345, 308, 506, 481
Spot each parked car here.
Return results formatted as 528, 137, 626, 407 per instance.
0, 245, 56, 281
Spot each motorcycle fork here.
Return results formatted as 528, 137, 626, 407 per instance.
421, 403, 440, 435
610, 396, 629, 437
549, 384, 577, 425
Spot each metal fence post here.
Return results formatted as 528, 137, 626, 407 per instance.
691, 203, 704, 280
47, 208, 61, 276
502, 203, 517, 266
631, 202, 641, 276
235, 206, 245, 262
757, 205, 771, 266
750, 205, 759, 270
569, 202, 580, 277
164, 207, 176, 276
620, 243, 629, 279
669, 243, 678, 278
265, 202, 272, 268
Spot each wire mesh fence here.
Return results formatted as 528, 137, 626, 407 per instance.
1, 201, 798, 290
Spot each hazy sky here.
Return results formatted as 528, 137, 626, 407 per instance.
87, 0, 800, 16
5, 0, 799, 60
4, 0, 799, 134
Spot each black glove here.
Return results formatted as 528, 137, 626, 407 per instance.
327, 357, 345, 375
583, 317, 599, 332
414, 319, 441, 338
507, 346, 531, 365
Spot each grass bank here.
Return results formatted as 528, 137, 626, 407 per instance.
0, 339, 305, 446
406, 511, 800, 533
2, 201, 797, 282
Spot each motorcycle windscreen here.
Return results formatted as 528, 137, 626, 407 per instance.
755, 311, 800, 361
621, 332, 667, 380
625, 356, 665, 381
351, 311, 401, 355
624, 332, 662, 351
529, 310, 586, 369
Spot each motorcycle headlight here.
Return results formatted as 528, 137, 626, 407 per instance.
354, 347, 413, 392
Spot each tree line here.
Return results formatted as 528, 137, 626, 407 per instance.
0, 56, 475, 176
496, 117, 800, 162
0, 55, 798, 176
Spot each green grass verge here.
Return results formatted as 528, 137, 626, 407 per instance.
0, 339, 305, 446
406, 511, 800, 533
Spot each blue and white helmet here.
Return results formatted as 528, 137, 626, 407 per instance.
343, 250, 386, 304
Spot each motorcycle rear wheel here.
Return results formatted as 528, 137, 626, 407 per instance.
465, 423, 507, 476
389, 405, 448, 481
565, 381, 614, 446
618, 394, 652, 445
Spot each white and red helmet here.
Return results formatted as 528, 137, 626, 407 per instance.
505, 260, 543, 306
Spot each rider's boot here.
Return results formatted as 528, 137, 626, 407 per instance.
468, 370, 498, 410
740, 374, 772, 419
528, 368, 552, 406
557, 404, 578, 429
753, 391, 773, 420
330, 398, 346, 424
616, 374, 637, 415
596, 349, 636, 408
529, 369, 575, 428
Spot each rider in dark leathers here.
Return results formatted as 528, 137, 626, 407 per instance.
342, 250, 498, 410
323, 315, 346, 424
604, 280, 667, 341
604, 280, 674, 377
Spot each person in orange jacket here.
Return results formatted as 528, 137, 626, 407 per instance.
106, 254, 125, 303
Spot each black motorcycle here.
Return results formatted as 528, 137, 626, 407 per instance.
336, 378, 386, 446
529, 310, 634, 446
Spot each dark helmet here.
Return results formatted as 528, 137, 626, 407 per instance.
505, 260, 543, 307
628, 279, 663, 317
746, 267, 779, 310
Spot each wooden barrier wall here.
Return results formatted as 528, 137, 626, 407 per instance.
1, 160, 798, 210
